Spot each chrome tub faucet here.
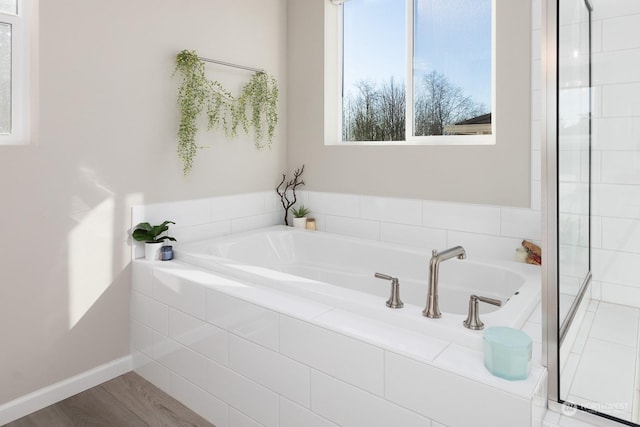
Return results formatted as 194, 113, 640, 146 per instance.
423, 246, 466, 318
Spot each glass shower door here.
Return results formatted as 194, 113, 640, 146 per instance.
557, 0, 591, 343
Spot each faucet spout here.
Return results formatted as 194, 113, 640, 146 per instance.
422, 246, 466, 318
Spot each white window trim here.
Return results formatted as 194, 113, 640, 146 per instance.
325, 0, 496, 146
0, 0, 29, 145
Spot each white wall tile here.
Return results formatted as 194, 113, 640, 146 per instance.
229, 335, 310, 407
153, 266, 207, 319
571, 310, 595, 355
590, 280, 603, 301
531, 179, 542, 211
601, 151, 640, 184
169, 308, 228, 365
231, 211, 281, 233
594, 49, 640, 86
308, 213, 326, 232
594, 117, 640, 151
152, 332, 207, 389
131, 291, 168, 335
206, 360, 279, 427
432, 345, 545, 400
592, 84, 603, 120
522, 320, 543, 343
360, 196, 422, 226
592, 18, 602, 53
380, 222, 447, 250
592, 1, 640, 20
307, 192, 360, 218
594, 248, 640, 287
447, 231, 522, 261
532, 0, 541, 30
591, 151, 602, 184
423, 202, 501, 235
131, 320, 153, 356
265, 190, 284, 213
602, 13, 640, 51
312, 309, 449, 364
280, 316, 384, 395
501, 208, 541, 240
569, 338, 636, 406
532, 82, 542, 121
384, 351, 531, 426
171, 221, 231, 244
131, 261, 153, 295
593, 183, 640, 219
140, 198, 211, 230
211, 193, 266, 222
601, 282, 640, 308
601, 217, 640, 253
279, 398, 338, 427
532, 119, 542, 151
310, 371, 431, 427
229, 408, 262, 427
206, 290, 279, 351
588, 302, 639, 346
135, 359, 228, 427
324, 215, 380, 241
531, 148, 542, 181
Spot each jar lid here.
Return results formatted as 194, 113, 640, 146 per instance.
484, 326, 531, 347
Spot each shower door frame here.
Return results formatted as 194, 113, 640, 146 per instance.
544, 1, 637, 425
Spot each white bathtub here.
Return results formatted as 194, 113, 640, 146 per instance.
175, 226, 540, 349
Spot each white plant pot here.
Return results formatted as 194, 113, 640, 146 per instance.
292, 217, 307, 228
144, 242, 164, 261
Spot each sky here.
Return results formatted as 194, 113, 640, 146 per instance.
343, 0, 492, 109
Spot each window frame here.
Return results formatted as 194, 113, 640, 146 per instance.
0, 0, 29, 145
325, 0, 496, 146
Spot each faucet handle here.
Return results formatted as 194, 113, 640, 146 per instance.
374, 273, 404, 309
374, 272, 394, 281
463, 294, 503, 330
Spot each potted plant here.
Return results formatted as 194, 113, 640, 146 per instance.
291, 205, 311, 229
132, 221, 177, 260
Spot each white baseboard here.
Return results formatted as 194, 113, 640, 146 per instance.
0, 355, 132, 425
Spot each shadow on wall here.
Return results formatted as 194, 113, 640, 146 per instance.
0, 158, 135, 405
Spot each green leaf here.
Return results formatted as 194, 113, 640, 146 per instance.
132, 228, 152, 242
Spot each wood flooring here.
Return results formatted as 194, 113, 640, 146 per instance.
4, 372, 215, 427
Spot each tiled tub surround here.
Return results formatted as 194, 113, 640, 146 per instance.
130, 191, 545, 425
131, 192, 284, 260
131, 260, 547, 427
131, 190, 543, 263
176, 226, 541, 349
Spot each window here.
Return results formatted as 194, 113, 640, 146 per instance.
330, 0, 494, 144
0, 0, 29, 145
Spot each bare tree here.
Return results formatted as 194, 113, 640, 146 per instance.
343, 78, 405, 141
378, 77, 405, 141
343, 71, 485, 140
348, 80, 381, 141
414, 71, 486, 136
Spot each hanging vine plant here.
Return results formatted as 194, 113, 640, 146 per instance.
234, 72, 279, 149
173, 50, 279, 175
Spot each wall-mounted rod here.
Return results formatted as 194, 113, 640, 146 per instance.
197, 56, 264, 74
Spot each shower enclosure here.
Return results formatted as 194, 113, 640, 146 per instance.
546, 0, 640, 425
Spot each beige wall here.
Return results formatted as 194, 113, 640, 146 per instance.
287, 0, 532, 207
0, 0, 287, 404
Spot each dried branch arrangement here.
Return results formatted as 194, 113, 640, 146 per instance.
276, 165, 305, 226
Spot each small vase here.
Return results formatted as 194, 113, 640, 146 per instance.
292, 217, 307, 228
144, 242, 164, 261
